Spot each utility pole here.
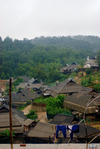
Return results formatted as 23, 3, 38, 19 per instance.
9, 78, 13, 149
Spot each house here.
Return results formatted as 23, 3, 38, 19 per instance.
0, 104, 26, 130
43, 79, 92, 97
26, 122, 55, 143
25, 121, 100, 143
64, 92, 100, 114
23, 119, 36, 133
5, 88, 41, 107
84, 56, 99, 69
74, 124, 100, 143
49, 114, 74, 125
60, 63, 78, 74
0, 104, 28, 143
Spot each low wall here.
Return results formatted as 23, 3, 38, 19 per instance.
32, 103, 46, 112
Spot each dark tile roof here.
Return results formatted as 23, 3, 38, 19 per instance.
0, 104, 26, 123
64, 93, 92, 107
61, 63, 78, 73
44, 79, 92, 97
27, 122, 55, 138
60, 79, 92, 94
65, 92, 100, 107
50, 114, 74, 125
24, 119, 35, 126
64, 92, 100, 113
75, 124, 100, 138
6, 88, 41, 103
0, 104, 26, 133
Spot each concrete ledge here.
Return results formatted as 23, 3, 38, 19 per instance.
0, 144, 100, 149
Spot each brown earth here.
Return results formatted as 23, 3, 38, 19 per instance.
22, 104, 48, 123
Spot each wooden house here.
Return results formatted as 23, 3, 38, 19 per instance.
60, 63, 78, 74
64, 92, 100, 114
0, 104, 26, 134
0, 104, 27, 143
84, 56, 99, 69
5, 88, 41, 107
49, 113, 74, 125
43, 79, 92, 97
26, 122, 55, 143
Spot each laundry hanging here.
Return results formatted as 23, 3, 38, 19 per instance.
67, 124, 79, 140
56, 125, 67, 138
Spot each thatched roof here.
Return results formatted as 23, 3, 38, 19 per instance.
50, 114, 74, 125
6, 88, 41, 104
27, 122, 100, 141
27, 122, 55, 138
0, 113, 22, 127
0, 104, 26, 133
59, 79, 92, 94
27, 83, 43, 90
60, 63, 78, 73
64, 93, 100, 113
75, 124, 100, 139
43, 79, 92, 97
24, 119, 35, 126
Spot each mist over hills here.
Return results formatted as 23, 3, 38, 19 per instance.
30, 35, 100, 51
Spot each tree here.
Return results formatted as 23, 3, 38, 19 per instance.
26, 110, 37, 120
97, 51, 100, 67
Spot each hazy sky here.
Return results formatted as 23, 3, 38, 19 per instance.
0, 0, 100, 39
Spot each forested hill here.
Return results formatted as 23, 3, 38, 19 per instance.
0, 35, 100, 82
31, 36, 100, 51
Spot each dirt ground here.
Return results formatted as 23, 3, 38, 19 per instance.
22, 105, 48, 123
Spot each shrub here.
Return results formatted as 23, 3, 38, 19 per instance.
26, 110, 37, 120
93, 84, 100, 93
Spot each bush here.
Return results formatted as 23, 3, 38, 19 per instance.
26, 110, 37, 120
81, 76, 93, 87
34, 95, 72, 119
0, 129, 15, 137
93, 84, 100, 93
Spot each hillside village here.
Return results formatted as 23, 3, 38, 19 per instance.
0, 56, 100, 144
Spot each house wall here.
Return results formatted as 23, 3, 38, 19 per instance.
64, 101, 98, 114
32, 103, 46, 112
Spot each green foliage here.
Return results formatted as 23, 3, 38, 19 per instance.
93, 84, 100, 93
34, 95, 72, 119
85, 68, 92, 75
81, 76, 93, 87
17, 104, 27, 111
81, 71, 100, 91
97, 51, 100, 67
0, 129, 15, 137
26, 110, 37, 120
18, 100, 32, 111
13, 78, 24, 87
0, 36, 96, 83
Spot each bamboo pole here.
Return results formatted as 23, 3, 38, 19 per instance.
9, 78, 13, 149
84, 95, 100, 149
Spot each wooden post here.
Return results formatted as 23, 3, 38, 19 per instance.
9, 78, 13, 149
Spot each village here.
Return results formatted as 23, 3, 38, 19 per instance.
0, 56, 100, 145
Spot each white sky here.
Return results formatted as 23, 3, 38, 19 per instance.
0, 0, 100, 39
